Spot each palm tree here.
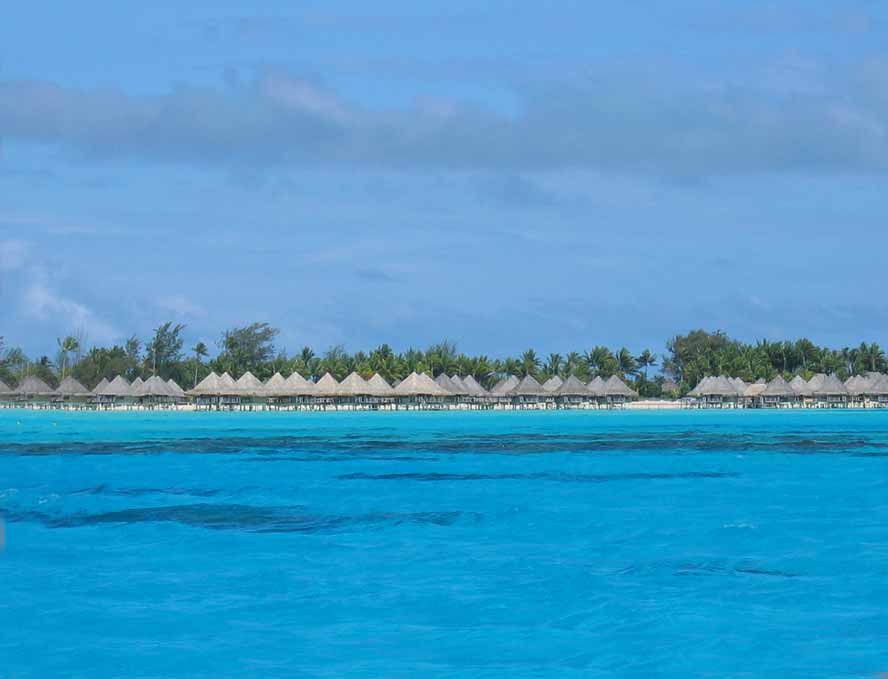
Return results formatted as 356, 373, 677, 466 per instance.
636, 349, 657, 380
544, 353, 562, 378
192, 342, 208, 387
616, 347, 638, 378
520, 349, 541, 378
56, 335, 80, 380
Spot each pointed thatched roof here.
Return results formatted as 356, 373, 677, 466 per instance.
284, 372, 316, 396
460, 374, 489, 396
586, 376, 606, 397
744, 382, 767, 397
216, 373, 239, 396
491, 375, 519, 395
807, 373, 826, 392
603, 375, 637, 397
393, 371, 450, 397
92, 377, 110, 395
867, 374, 888, 396
434, 373, 459, 394
761, 375, 796, 397
337, 372, 373, 396
56, 376, 92, 397
0, 379, 12, 394
699, 376, 742, 397
731, 377, 748, 392
687, 376, 709, 397
14, 376, 56, 396
102, 375, 132, 397
129, 376, 145, 396
313, 373, 341, 397
812, 373, 847, 396
166, 379, 186, 398
556, 375, 589, 397
512, 375, 547, 396
368, 373, 395, 396
188, 372, 219, 396
263, 372, 289, 398
542, 376, 563, 392
134, 375, 175, 398
844, 375, 873, 396
789, 375, 813, 396
448, 375, 470, 394
235, 371, 267, 397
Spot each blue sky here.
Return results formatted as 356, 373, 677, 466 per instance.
2, 1, 888, 358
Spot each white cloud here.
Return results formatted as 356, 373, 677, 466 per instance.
157, 294, 206, 318
22, 282, 119, 344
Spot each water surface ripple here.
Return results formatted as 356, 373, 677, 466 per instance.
1, 409, 886, 678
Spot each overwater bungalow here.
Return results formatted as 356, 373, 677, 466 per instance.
235, 371, 268, 409
760, 376, 798, 408
167, 379, 186, 403
788, 375, 813, 401
393, 371, 449, 409
602, 375, 638, 407
134, 375, 177, 407
809, 373, 848, 408
55, 376, 93, 408
0, 378, 13, 406
14, 376, 56, 406
92, 377, 110, 398
868, 374, 888, 407
336, 372, 376, 408
367, 373, 396, 406
509, 375, 551, 408
554, 375, 590, 408
586, 376, 606, 405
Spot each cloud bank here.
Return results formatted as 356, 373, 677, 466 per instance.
2, 60, 887, 177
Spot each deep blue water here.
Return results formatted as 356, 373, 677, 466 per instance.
1, 409, 887, 678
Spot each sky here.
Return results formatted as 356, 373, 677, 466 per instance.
2, 1, 888, 359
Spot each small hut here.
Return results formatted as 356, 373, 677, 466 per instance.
235, 371, 268, 408
509, 375, 549, 407
660, 379, 680, 397
760, 376, 798, 408
55, 376, 93, 406
490, 375, 519, 398
393, 372, 449, 408
0, 378, 14, 405
602, 375, 637, 406
434, 373, 461, 396
367, 374, 396, 403
133, 375, 176, 406
554, 375, 590, 408
810, 373, 848, 408
92, 377, 110, 397
789, 375, 813, 399
166, 379, 186, 402
312, 373, 340, 407
337, 372, 374, 407
14, 376, 56, 404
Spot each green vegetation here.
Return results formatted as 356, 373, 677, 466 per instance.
1, 327, 885, 397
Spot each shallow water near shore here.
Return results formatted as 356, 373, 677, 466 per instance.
1, 409, 887, 678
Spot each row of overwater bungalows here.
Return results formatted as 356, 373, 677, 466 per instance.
0, 375, 187, 409
0, 371, 638, 410
686, 373, 888, 408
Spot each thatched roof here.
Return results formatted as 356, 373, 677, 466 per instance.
761, 375, 796, 398
448, 375, 470, 394
460, 375, 488, 396
699, 376, 742, 397
56, 376, 92, 397
263, 372, 289, 397
542, 376, 563, 392
217, 373, 239, 396
586, 376, 606, 397
512, 375, 547, 396
556, 375, 589, 397
284, 372, 316, 396
134, 375, 176, 398
434, 373, 460, 394
368, 373, 395, 396
744, 383, 767, 397
806, 373, 826, 392
789, 375, 813, 397
0, 379, 11, 394
844, 375, 873, 396
491, 375, 519, 395
129, 376, 145, 396
661, 379, 680, 394
166, 379, 186, 398
14, 376, 56, 396
393, 371, 450, 396
92, 377, 110, 395
235, 371, 267, 397
687, 376, 709, 398
188, 372, 220, 396
811, 373, 847, 396
338, 372, 373, 396
102, 375, 132, 397
603, 375, 637, 397
867, 374, 888, 396
731, 377, 748, 392
313, 373, 340, 397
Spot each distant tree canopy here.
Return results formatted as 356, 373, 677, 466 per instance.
1, 325, 885, 397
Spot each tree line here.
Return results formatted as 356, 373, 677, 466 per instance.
1, 326, 885, 397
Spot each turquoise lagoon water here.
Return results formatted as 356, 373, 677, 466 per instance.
1, 409, 887, 678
